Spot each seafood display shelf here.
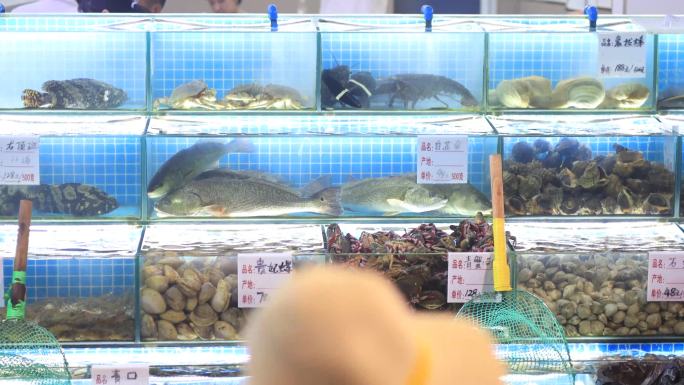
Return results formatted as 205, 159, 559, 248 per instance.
7, 14, 684, 113
508, 221, 684, 339
4, 13, 684, 382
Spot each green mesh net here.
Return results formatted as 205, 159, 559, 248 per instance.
457, 291, 572, 376
0, 319, 71, 385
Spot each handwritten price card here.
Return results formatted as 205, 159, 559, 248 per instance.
647, 252, 684, 302
0, 136, 39, 185
237, 252, 294, 308
91, 365, 149, 385
597, 32, 647, 78
416, 136, 468, 184
447, 252, 495, 303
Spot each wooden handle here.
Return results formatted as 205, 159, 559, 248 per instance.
489, 154, 505, 219
14, 200, 32, 273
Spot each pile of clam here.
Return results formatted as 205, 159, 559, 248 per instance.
517, 254, 684, 337
504, 138, 675, 215
141, 253, 248, 341
490, 76, 650, 109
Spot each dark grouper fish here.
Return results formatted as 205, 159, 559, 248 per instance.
22, 78, 127, 109
154, 177, 342, 217
0, 183, 118, 217
147, 139, 256, 199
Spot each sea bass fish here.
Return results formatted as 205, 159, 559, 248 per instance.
420, 183, 492, 216
193, 169, 332, 198
22, 78, 127, 109
147, 139, 255, 199
0, 183, 118, 216
341, 174, 492, 216
154, 177, 342, 217
340, 175, 449, 215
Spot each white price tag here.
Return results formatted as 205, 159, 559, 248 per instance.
647, 252, 684, 302
597, 32, 648, 78
0, 136, 40, 185
91, 365, 149, 385
447, 252, 495, 303
416, 136, 468, 184
237, 252, 294, 308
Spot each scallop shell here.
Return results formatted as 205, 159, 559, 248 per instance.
495, 76, 552, 108
546, 77, 605, 109
600, 83, 650, 108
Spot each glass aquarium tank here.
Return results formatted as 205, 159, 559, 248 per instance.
0, 224, 140, 342
485, 18, 655, 111
150, 16, 316, 111
139, 224, 325, 341
492, 115, 677, 217
632, 16, 684, 109
325, 218, 502, 313
145, 115, 496, 220
0, 115, 144, 220
508, 221, 684, 338
0, 16, 147, 111
317, 17, 485, 111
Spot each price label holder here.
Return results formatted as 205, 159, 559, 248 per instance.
91, 364, 149, 385
0, 136, 40, 185
416, 135, 468, 184
647, 251, 684, 301
597, 32, 648, 78
237, 252, 294, 308
447, 252, 495, 303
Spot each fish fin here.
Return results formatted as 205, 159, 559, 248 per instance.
383, 210, 401, 217
194, 168, 245, 181
312, 188, 342, 216
226, 138, 256, 153
300, 175, 333, 198
204, 205, 228, 216
385, 198, 411, 213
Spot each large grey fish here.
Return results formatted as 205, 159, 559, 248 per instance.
193, 168, 332, 197
0, 183, 118, 216
154, 176, 341, 217
22, 78, 128, 109
340, 174, 449, 215
147, 139, 255, 199
341, 173, 491, 216
420, 183, 492, 216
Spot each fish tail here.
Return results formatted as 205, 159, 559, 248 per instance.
22, 89, 51, 108
226, 138, 256, 153
313, 188, 342, 216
